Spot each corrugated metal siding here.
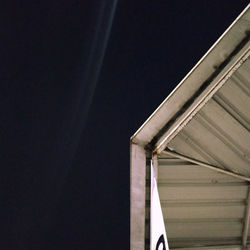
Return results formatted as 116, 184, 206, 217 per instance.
146, 157, 248, 248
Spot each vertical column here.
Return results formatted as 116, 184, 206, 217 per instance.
130, 142, 146, 250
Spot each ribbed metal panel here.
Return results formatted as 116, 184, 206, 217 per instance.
146, 157, 248, 248
154, 58, 250, 248
168, 58, 250, 177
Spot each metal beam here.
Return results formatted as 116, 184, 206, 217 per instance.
162, 148, 250, 182
242, 186, 250, 248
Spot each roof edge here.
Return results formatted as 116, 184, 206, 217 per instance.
131, 4, 250, 148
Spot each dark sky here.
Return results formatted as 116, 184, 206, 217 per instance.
0, 1, 248, 249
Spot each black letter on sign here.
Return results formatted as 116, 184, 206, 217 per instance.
156, 235, 166, 250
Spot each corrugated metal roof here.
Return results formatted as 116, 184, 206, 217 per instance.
154, 48, 250, 249
154, 56, 250, 249
167, 57, 250, 178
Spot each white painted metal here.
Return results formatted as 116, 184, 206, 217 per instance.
130, 143, 146, 250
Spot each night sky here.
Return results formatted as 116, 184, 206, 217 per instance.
1, 1, 248, 249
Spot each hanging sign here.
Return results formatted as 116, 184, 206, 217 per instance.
150, 161, 169, 250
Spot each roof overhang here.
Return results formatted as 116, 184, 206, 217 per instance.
130, 4, 250, 250
131, 4, 250, 153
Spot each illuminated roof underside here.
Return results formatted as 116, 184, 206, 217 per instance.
147, 45, 250, 250
132, 5, 250, 250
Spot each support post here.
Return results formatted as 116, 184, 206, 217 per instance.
130, 142, 146, 250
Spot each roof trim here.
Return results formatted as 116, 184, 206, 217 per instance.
131, 4, 250, 149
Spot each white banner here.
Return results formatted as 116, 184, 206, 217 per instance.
150, 161, 169, 250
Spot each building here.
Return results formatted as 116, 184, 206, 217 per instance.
130, 5, 250, 250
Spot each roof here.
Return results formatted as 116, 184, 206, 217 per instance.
131, 4, 250, 249
131, 4, 250, 151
